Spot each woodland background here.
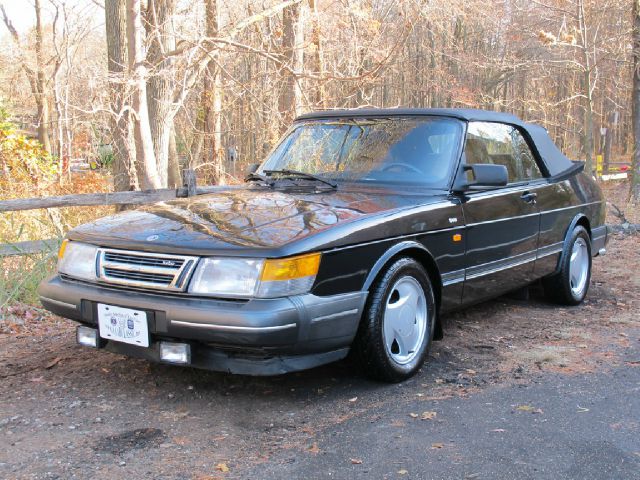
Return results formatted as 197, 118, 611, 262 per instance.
0, 0, 639, 307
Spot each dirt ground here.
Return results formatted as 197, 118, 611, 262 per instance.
0, 190, 639, 479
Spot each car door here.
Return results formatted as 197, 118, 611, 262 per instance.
460, 122, 542, 305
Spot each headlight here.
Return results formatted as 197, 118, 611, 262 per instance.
188, 252, 321, 298
189, 258, 264, 297
57, 240, 98, 281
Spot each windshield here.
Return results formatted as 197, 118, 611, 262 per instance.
259, 117, 463, 188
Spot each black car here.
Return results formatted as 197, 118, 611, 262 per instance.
38, 108, 608, 382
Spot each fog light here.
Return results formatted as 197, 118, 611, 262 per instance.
160, 342, 191, 365
77, 326, 99, 348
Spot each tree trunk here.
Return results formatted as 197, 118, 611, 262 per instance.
633, 0, 640, 201
146, 0, 176, 188
105, 0, 138, 191
34, 0, 52, 154
578, 0, 595, 176
278, 3, 304, 129
201, 0, 224, 184
308, 0, 324, 108
126, 0, 162, 189
167, 127, 181, 187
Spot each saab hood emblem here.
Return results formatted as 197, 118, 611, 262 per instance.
146, 234, 159, 242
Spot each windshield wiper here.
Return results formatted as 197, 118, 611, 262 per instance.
263, 169, 337, 189
245, 172, 274, 187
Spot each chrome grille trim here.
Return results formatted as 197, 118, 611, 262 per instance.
97, 248, 199, 292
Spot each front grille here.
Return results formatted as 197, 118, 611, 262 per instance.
97, 248, 199, 292
103, 251, 186, 269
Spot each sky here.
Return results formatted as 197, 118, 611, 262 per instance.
0, 0, 101, 34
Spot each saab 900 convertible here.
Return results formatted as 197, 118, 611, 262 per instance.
38, 108, 608, 382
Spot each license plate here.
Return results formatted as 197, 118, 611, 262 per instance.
97, 304, 149, 347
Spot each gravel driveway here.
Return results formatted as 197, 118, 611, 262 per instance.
1, 234, 638, 480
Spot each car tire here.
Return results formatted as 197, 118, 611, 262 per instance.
352, 257, 436, 383
543, 225, 592, 305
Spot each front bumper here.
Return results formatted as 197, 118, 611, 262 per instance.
38, 275, 367, 375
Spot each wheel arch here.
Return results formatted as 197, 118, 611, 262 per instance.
362, 241, 444, 340
553, 214, 592, 275
573, 215, 591, 238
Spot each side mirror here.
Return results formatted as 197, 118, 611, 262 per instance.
246, 163, 259, 174
454, 163, 508, 192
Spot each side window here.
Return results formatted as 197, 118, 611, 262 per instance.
465, 122, 543, 184
512, 130, 543, 180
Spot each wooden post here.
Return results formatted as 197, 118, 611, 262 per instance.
182, 169, 197, 197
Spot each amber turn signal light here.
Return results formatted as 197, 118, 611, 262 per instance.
260, 252, 321, 282
58, 239, 69, 260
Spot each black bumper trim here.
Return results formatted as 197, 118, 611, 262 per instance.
101, 337, 349, 376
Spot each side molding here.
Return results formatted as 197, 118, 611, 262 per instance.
362, 240, 437, 291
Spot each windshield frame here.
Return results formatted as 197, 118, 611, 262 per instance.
257, 116, 466, 190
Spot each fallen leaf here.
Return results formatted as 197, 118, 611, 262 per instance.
516, 405, 532, 411
308, 442, 320, 454
576, 406, 590, 413
408, 413, 419, 418
348, 397, 358, 403
491, 428, 505, 432
45, 357, 62, 369
435, 378, 445, 384
351, 458, 363, 464
398, 469, 408, 475
431, 443, 444, 449
465, 369, 477, 375
172, 436, 190, 446
215, 463, 229, 473
421, 411, 437, 420
516, 405, 536, 412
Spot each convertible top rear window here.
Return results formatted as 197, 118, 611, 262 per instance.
259, 117, 463, 188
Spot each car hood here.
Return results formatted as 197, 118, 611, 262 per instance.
68, 186, 447, 256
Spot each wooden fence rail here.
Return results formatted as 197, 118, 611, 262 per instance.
0, 239, 60, 257
0, 169, 218, 257
0, 186, 222, 212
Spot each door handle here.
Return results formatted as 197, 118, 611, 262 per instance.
520, 192, 537, 204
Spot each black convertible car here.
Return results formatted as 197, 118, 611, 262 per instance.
39, 108, 608, 382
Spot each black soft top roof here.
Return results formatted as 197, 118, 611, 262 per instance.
295, 108, 575, 177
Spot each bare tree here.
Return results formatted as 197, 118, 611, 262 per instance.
126, 0, 161, 189
633, 0, 640, 201
145, 0, 177, 187
278, 1, 305, 128
106, 0, 138, 191
308, 0, 325, 108
200, 0, 224, 184
1, 0, 52, 153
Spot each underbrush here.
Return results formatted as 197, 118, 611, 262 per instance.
0, 247, 58, 309
0, 171, 113, 244
0, 109, 114, 310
